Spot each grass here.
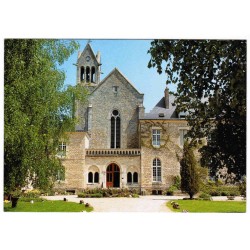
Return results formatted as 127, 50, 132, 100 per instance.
4, 200, 93, 212
167, 200, 246, 213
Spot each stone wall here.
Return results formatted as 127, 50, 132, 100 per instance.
140, 119, 188, 194
77, 69, 144, 149
85, 155, 141, 189
54, 132, 86, 191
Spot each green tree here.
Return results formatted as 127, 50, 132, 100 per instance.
4, 39, 87, 194
148, 40, 246, 180
180, 141, 200, 199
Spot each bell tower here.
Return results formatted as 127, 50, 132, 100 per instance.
76, 43, 101, 86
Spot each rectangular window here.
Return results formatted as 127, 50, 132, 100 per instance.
56, 169, 65, 181
180, 129, 188, 146
152, 129, 160, 146
153, 167, 161, 182
58, 142, 66, 156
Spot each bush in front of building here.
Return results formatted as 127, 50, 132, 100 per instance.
200, 183, 241, 196
77, 188, 140, 198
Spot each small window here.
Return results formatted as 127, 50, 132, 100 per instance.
58, 142, 66, 156
94, 172, 99, 183
152, 129, 160, 146
56, 169, 65, 181
88, 172, 93, 183
158, 113, 165, 117
112, 86, 118, 94
133, 172, 138, 183
127, 172, 132, 183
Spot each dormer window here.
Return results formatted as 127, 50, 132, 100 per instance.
158, 113, 165, 117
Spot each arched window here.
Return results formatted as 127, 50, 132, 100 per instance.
111, 110, 120, 148
153, 158, 161, 182
80, 67, 85, 81
88, 172, 93, 183
86, 67, 90, 82
127, 172, 132, 183
94, 172, 99, 183
133, 172, 138, 183
91, 66, 96, 83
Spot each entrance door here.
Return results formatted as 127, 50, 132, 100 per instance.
106, 163, 120, 188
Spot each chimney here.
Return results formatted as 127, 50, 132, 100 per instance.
164, 87, 169, 109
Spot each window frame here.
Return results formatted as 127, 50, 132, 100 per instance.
111, 109, 121, 149
152, 129, 161, 147
152, 158, 162, 182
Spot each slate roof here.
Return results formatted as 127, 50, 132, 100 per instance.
142, 94, 179, 120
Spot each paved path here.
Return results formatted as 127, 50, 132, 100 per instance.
41, 195, 183, 212
41, 195, 245, 212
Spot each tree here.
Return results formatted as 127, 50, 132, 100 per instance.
4, 39, 87, 195
148, 40, 246, 180
180, 141, 200, 199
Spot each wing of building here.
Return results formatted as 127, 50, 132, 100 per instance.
55, 43, 189, 195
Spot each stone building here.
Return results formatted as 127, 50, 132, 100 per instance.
55, 43, 189, 195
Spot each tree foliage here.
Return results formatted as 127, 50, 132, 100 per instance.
148, 40, 246, 179
180, 141, 200, 199
4, 39, 87, 192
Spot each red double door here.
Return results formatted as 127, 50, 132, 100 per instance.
106, 163, 120, 188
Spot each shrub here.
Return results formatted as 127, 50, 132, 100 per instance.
22, 189, 41, 198
239, 177, 246, 197
173, 176, 181, 190
198, 192, 211, 200
77, 188, 140, 198
19, 197, 44, 202
166, 185, 177, 196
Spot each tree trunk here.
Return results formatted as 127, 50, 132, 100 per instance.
11, 197, 19, 208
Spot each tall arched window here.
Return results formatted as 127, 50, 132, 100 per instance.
88, 172, 93, 183
111, 110, 120, 148
80, 66, 85, 81
94, 172, 99, 183
86, 67, 90, 82
153, 158, 161, 182
133, 172, 138, 183
127, 172, 132, 183
91, 66, 96, 83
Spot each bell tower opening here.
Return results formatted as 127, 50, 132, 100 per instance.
76, 43, 101, 85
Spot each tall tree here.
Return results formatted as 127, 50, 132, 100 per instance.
180, 141, 200, 199
4, 39, 87, 193
148, 40, 246, 180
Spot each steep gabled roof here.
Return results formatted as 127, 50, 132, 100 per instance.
77, 43, 99, 65
90, 68, 143, 97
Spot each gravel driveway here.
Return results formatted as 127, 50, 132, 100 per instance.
41, 195, 180, 212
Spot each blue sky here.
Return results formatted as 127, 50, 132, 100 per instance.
60, 39, 175, 112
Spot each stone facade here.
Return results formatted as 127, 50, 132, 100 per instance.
57, 43, 190, 195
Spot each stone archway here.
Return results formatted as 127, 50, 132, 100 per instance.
106, 163, 120, 188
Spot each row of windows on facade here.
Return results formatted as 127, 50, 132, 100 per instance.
56, 158, 163, 183
58, 128, 187, 154
87, 171, 139, 184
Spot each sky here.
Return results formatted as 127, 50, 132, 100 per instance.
60, 39, 175, 112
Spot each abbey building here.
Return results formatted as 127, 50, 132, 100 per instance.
55, 43, 189, 195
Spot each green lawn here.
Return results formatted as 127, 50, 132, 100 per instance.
167, 200, 246, 213
4, 200, 93, 212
